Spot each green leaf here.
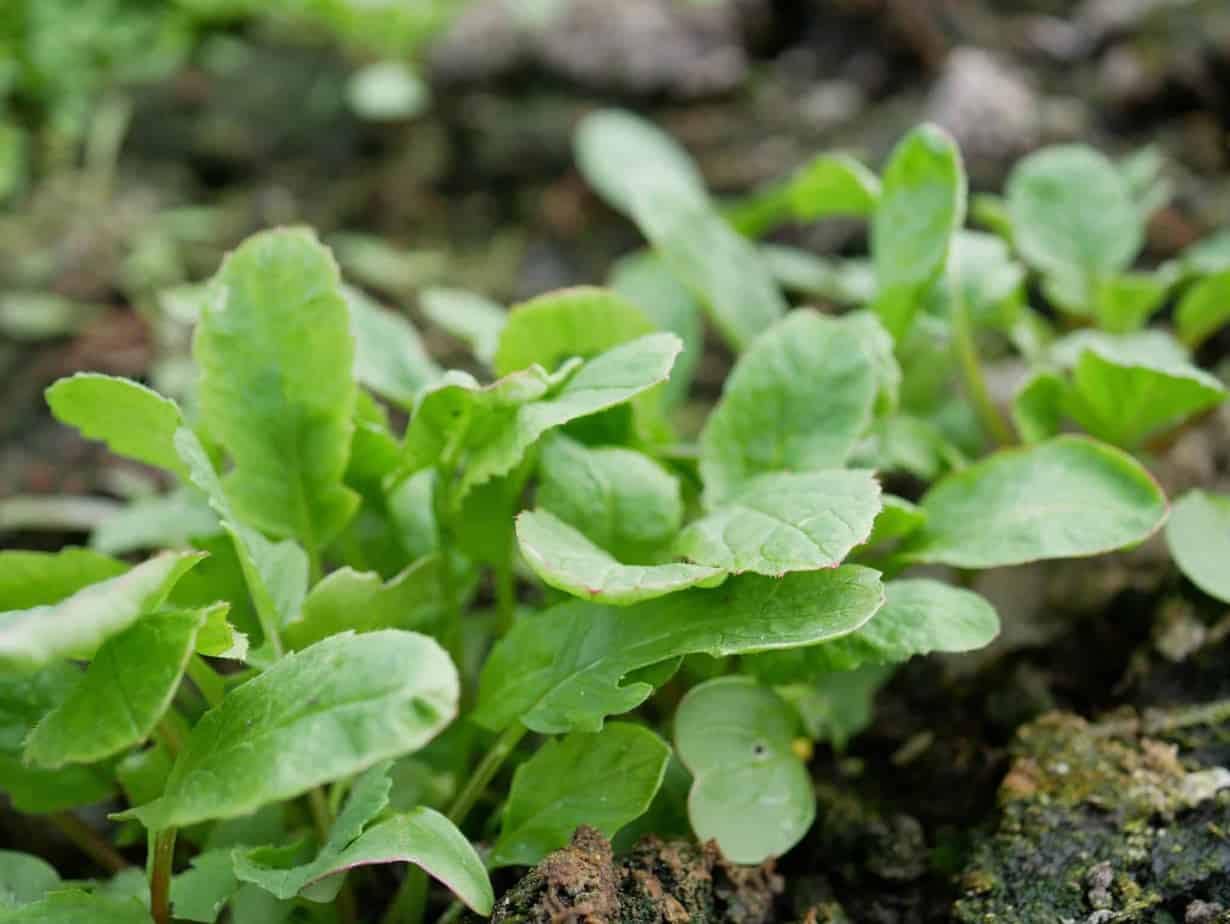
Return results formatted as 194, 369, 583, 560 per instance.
1012, 370, 1066, 444
119, 630, 458, 831
90, 490, 220, 556
759, 247, 878, 306
871, 124, 967, 338
171, 848, 244, 923
345, 285, 440, 407
927, 231, 1024, 331
398, 333, 682, 507
699, 310, 879, 505
0, 549, 127, 611
537, 436, 683, 562
279, 808, 493, 915
853, 415, 966, 482
0, 852, 59, 909
195, 227, 359, 551
1177, 230, 1230, 278
609, 252, 703, 407
1051, 330, 1225, 447
45, 373, 187, 478
1177, 270, 1230, 350
176, 429, 309, 651
782, 579, 999, 673
0, 551, 204, 673
777, 665, 894, 750
419, 288, 506, 367
629, 187, 787, 352
282, 556, 446, 650
674, 470, 881, 576
491, 723, 670, 868
475, 566, 884, 734
726, 153, 880, 237
0, 891, 151, 923
234, 761, 392, 900
24, 606, 216, 768
1165, 490, 1230, 604
517, 510, 723, 605
904, 436, 1167, 568
860, 495, 927, 550
574, 109, 707, 218
494, 287, 657, 377
0, 666, 116, 813
1006, 145, 1142, 281
196, 603, 248, 661
1093, 271, 1170, 333
675, 678, 813, 864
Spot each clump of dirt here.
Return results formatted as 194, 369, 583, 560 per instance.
955, 711, 1230, 922
489, 826, 784, 924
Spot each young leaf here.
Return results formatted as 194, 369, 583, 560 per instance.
0, 891, 151, 923
493, 287, 656, 377
0, 551, 204, 673
0, 667, 115, 813
674, 470, 881, 576
0, 852, 59, 909
537, 435, 683, 562
629, 188, 788, 352
234, 761, 392, 900
475, 566, 884, 734
171, 848, 246, 923
45, 373, 187, 478
675, 678, 814, 864
195, 227, 359, 551
760, 247, 878, 306
280, 808, 493, 915
1066, 350, 1224, 448
871, 124, 967, 338
904, 436, 1167, 568
345, 285, 440, 407
777, 665, 894, 750
782, 579, 999, 673
490, 723, 671, 868
517, 510, 723, 605
399, 333, 682, 506
1165, 490, 1230, 604
120, 630, 458, 831
700, 310, 879, 505
0, 549, 126, 611
24, 606, 218, 768
609, 252, 703, 407
1006, 145, 1142, 281
90, 490, 221, 556
419, 287, 506, 367
860, 495, 927, 550
574, 109, 707, 218
1012, 370, 1066, 444
1176, 270, 1230, 350
726, 153, 880, 237
176, 429, 309, 652
1094, 271, 1170, 333
282, 556, 446, 650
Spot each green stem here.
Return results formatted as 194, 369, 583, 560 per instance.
186, 656, 225, 709
383, 723, 528, 924
307, 784, 357, 924
48, 813, 129, 874
494, 553, 517, 637
149, 829, 177, 924
951, 283, 1014, 448
448, 723, 527, 826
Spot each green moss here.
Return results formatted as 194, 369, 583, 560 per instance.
955, 712, 1230, 922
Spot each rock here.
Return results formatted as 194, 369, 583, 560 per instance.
488, 826, 784, 924
431, 0, 762, 99
925, 47, 1041, 182
955, 711, 1230, 921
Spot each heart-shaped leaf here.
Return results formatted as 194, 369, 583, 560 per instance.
675, 678, 813, 864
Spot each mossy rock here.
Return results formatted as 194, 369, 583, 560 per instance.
956, 711, 1230, 923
